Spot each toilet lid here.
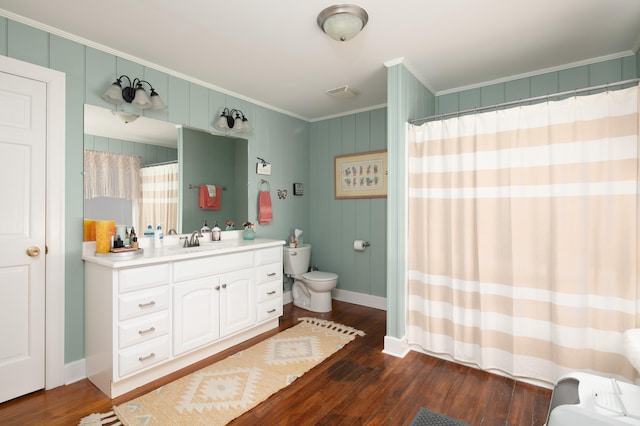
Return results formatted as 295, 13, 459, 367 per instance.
303, 271, 338, 282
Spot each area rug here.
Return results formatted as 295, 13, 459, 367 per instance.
79, 317, 364, 426
409, 407, 470, 426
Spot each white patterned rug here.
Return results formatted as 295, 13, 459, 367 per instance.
79, 318, 364, 426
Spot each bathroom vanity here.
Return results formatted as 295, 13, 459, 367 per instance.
82, 235, 284, 398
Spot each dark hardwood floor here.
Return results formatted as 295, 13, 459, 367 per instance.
0, 300, 551, 425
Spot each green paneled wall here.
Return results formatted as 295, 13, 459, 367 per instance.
436, 56, 638, 115
84, 135, 178, 166
179, 129, 245, 232
309, 109, 389, 298
0, 16, 309, 364
384, 63, 434, 339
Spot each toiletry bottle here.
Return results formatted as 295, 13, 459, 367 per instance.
144, 224, 155, 248
201, 220, 211, 241
212, 222, 221, 241
130, 227, 138, 249
155, 224, 164, 247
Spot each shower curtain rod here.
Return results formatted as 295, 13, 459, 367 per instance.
408, 77, 640, 125
141, 160, 178, 168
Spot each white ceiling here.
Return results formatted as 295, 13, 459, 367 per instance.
2, 1, 640, 121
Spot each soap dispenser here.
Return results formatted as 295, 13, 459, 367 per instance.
212, 221, 221, 242
201, 220, 211, 242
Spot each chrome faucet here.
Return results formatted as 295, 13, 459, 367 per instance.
189, 231, 200, 247
181, 231, 201, 247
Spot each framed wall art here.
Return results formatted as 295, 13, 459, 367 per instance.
334, 150, 388, 199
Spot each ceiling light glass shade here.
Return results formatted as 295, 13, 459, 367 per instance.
239, 116, 253, 132
213, 108, 252, 133
132, 87, 152, 109
317, 4, 368, 42
150, 91, 167, 111
214, 114, 230, 131
112, 110, 139, 124
102, 81, 125, 105
233, 117, 245, 132
101, 75, 167, 110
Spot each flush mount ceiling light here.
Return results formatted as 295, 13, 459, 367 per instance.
213, 108, 253, 133
111, 110, 139, 124
317, 4, 368, 42
102, 75, 167, 110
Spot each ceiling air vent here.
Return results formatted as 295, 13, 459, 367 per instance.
326, 85, 358, 98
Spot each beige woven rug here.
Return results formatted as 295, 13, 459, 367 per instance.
79, 317, 364, 426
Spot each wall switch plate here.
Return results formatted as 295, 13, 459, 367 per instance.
293, 182, 303, 196
257, 162, 271, 175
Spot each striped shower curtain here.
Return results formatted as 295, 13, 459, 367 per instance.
407, 85, 640, 385
139, 162, 179, 232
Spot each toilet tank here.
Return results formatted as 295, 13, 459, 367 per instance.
283, 244, 311, 275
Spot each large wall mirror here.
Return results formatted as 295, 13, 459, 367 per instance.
83, 104, 248, 234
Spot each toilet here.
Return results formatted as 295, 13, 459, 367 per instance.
283, 244, 338, 313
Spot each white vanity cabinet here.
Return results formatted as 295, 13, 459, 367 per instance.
172, 252, 256, 355
255, 247, 284, 322
83, 238, 284, 398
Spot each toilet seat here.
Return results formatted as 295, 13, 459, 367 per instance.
303, 271, 338, 281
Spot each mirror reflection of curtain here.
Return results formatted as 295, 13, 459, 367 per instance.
84, 150, 140, 200
84, 150, 140, 226
139, 162, 178, 233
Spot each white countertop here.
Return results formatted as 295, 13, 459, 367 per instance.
82, 232, 285, 268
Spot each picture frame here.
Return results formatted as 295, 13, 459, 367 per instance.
334, 150, 388, 199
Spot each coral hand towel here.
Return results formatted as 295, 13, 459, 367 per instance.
258, 191, 273, 224
199, 185, 221, 210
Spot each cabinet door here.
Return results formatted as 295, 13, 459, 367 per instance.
219, 269, 256, 337
173, 276, 220, 355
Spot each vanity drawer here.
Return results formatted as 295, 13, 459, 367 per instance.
255, 247, 282, 265
173, 252, 254, 282
118, 287, 169, 321
118, 311, 170, 349
119, 264, 170, 294
257, 281, 282, 304
256, 262, 282, 285
257, 298, 282, 322
118, 335, 170, 378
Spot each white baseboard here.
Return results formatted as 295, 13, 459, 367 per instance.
65, 358, 86, 385
332, 288, 387, 310
382, 335, 410, 358
285, 288, 386, 311
283, 290, 292, 305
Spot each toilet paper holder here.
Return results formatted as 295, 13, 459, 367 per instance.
353, 240, 371, 251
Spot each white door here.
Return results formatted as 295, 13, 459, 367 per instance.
0, 71, 47, 403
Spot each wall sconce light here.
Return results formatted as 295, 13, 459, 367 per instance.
213, 108, 253, 133
317, 4, 369, 42
102, 75, 167, 110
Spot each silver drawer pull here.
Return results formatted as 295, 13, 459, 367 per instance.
138, 326, 156, 336
267, 308, 277, 314
266, 290, 276, 295
138, 301, 156, 309
267, 272, 277, 277
138, 352, 156, 362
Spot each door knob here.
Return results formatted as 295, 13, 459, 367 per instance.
26, 246, 41, 257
